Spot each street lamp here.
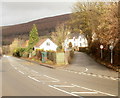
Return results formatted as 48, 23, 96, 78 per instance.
109, 45, 114, 64
100, 45, 104, 59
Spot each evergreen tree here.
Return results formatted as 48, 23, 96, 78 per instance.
27, 24, 39, 52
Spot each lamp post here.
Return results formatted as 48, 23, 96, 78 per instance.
109, 45, 114, 64
100, 45, 103, 59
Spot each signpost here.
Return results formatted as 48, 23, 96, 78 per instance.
109, 45, 114, 64
100, 45, 103, 59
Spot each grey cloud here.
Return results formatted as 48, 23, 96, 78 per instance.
2, 2, 73, 26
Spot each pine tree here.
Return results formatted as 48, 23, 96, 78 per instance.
27, 24, 39, 52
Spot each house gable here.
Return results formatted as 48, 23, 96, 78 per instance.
34, 38, 58, 51
64, 33, 88, 49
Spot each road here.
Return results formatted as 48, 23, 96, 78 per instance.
65, 52, 118, 78
1, 55, 119, 97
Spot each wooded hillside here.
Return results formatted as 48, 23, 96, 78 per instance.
2, 14, 70, 45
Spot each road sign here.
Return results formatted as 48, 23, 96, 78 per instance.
109, 45, 114, 50
109, 45, 114, 64
100, 45, 103, 59
100, 45, 103, 49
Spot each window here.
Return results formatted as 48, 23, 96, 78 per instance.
80, 43, 81, 47
46, 42, 50, 46
79, 38, 81, 41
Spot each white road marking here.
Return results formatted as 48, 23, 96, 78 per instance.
48, 85, 78, 96
44, 75, 59, 82
31, 70, 39, 74
74, 72, 77, 74
87, 73, 91, 76
28, 76, 40, 82
53, 85, 75, 88
72, 92, 98, 94
98, 75, 102, 78
92, 74, 97, 77
110, 77, 116, 80
85, 68, 88, 71
72, 84, 116, 96
82, 73, 86, 75
18, 70, 25, 74
104, 76, 109, 79
14, 67, 17, 70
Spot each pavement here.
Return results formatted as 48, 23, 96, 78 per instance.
1, 55, 119, 97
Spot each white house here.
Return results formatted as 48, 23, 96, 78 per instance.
64, 33, 88, 51
34, 38, 58, 51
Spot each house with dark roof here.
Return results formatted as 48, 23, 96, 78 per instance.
34, 38, 58, 51
64, 33, 88, 51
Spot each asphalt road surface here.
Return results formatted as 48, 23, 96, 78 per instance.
1, 55, 119, 97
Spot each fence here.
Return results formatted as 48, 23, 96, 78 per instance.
35, 50, 74, 65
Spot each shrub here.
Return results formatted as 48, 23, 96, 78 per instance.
22, 52, 29, 58
57, 46, 62, 51
31, 51, 36, 57
13, 48, 26, 57
79, 47, 88, 52
36, 49, 42, 60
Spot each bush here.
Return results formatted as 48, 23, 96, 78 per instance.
36, 49, 42, 60
22, 52, 29, 58
13, 48, 26, 57
57, 46, 63, 51
79, 47, 88, 52
31, 51, 36, 57
90, 40, 120, 66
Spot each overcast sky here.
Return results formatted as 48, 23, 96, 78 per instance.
2, 2, 74, 26
1, 0, 118, 26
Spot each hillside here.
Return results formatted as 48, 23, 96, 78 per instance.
2, 13, 70, 45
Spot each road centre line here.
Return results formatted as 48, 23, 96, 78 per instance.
72, 84, 116, 96
48, 85, 78, 96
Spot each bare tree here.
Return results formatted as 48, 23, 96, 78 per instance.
51, 23, 70, 50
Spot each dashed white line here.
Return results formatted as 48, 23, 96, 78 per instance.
87, 73, 91, 76
28, 76, 40, 82
82, 73, 86, 75
31, 70, 39, 74
104, 76, 109, 79
92, 74, 97, 77
14, 67, 17, 70
98, 75, 102, 78
74, 72, 78, 74
18, 70, 24, 74
44, 75, 59, 82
